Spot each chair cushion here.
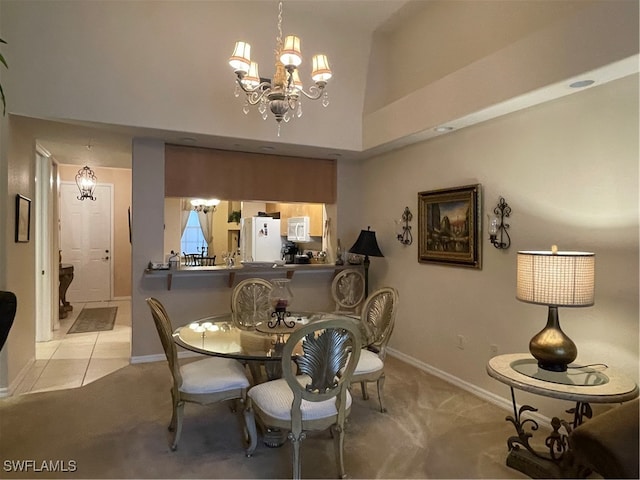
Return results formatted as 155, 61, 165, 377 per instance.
180, 357, 249, 394
248, 375, 352, 421
354, 348, 383, 375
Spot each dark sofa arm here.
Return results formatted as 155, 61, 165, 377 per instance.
569, 397, 639, 479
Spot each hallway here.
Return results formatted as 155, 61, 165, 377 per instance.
12, 299, 131, 395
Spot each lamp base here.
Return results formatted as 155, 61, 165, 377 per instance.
529, 306, 577, 373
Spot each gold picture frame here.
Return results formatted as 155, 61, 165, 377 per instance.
15, 194, 31, 243
418, 184, 482, 269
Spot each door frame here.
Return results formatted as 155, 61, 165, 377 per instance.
35, 145, 58, 342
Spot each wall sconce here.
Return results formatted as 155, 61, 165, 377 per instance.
488, 196, 511, 249
191, 198, 220, 213
75, 166, 97, 201
396, 206, 413, 245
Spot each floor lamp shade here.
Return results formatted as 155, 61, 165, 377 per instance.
349, 227, 384, 298
516, 249, 595, 372
349, 227, 384, 259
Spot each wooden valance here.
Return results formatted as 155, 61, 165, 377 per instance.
164, 144, 336, 204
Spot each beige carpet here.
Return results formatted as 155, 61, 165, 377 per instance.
0, 356, 527, 479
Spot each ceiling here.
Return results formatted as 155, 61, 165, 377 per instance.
10, 1, 637, 171
14, 1, 411, 170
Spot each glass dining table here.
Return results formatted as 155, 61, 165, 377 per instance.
173, 310, 367, 383
173, 309, 367, 447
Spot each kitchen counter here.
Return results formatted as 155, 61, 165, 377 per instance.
144, 263, 362, 290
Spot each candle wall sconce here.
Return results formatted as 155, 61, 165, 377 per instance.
488, 197, 511, 249
396, 206, 413, 245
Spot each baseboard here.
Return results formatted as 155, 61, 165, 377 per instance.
130, 350, 201, 364
112, 295, 131, 301
1, 358, 36, 398
387, 348, 551, 426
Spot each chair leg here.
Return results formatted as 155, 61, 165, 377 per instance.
244, 401, 258, 457
289, 430, 305, 480
331, 423, 347, 479
376, 373, 387, 413
168, 388, 178, 433
170, 400, 185, 451
360, 381, 369, 400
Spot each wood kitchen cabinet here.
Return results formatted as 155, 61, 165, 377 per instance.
266, 203, 324, 237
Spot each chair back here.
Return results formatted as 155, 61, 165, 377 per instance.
0, 291, 17, 351
360, 287, 399, 359
281, 317, 362, 425
200, 255, 216, 266
146, 297, 183, 389
331, 269, 365, 313
231, 278, 273, 326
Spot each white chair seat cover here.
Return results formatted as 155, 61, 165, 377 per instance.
180, 357, 249, 394
248, 374, 352, 421
354, 349, 384, 375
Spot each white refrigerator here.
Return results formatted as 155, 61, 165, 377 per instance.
240, 217, 283, 262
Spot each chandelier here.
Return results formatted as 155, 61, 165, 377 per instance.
229, 1, 332, 136
191, 198, 220, 214
75, 166, 97, 201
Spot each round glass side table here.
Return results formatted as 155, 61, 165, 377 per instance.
487, 353, 638, 478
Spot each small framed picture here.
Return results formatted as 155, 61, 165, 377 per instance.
15, 194, 31, 243
418, 184, 482, 269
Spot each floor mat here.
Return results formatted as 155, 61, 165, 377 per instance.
67, 306, 117, 334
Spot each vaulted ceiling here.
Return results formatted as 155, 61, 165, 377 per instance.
3, 0, 637, 169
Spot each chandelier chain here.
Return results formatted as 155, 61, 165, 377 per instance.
275, 2, 283, 61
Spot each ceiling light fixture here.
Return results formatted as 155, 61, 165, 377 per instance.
75, 166, 97, 201
229, 1, 332, 136
191, 198, 220, 214
569, 80, 595, 89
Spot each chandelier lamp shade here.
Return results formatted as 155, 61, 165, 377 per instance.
229, 1, 332, 136
516, 246, 595, 372
75, 166, 97, 201
191, 198, 220, 214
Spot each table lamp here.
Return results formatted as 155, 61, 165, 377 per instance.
516, 246, 595, 372
348, 226, 384, 298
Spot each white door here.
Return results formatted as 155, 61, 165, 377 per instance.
60, 182, 112, 303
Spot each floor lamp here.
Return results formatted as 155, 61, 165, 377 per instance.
348, 227, 384, 298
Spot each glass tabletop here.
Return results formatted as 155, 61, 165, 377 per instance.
511, 358, 609, 386
173, 311, 364, 362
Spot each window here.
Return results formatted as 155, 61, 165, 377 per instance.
181, 211, 207, 254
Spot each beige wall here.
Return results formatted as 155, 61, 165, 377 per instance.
58, 165, 132, 299
350, 74, 639, 418
1, 116, 36, 393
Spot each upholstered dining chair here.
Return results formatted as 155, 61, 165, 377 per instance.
331, 268, 366, 315
350, 287, 399, 413
245, 317, 362, 480
231, 278, 273, 326
146, 297, 252, 451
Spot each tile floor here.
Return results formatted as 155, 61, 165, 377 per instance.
12, 299, 131, 395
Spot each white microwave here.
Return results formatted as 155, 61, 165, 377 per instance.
287, 216, 311, 242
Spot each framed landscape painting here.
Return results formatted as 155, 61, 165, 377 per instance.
418, 184, 481, 269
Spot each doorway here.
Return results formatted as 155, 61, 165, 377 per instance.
59, 182, 113, 303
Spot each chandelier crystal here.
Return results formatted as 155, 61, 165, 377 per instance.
229, 1, 332, 136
